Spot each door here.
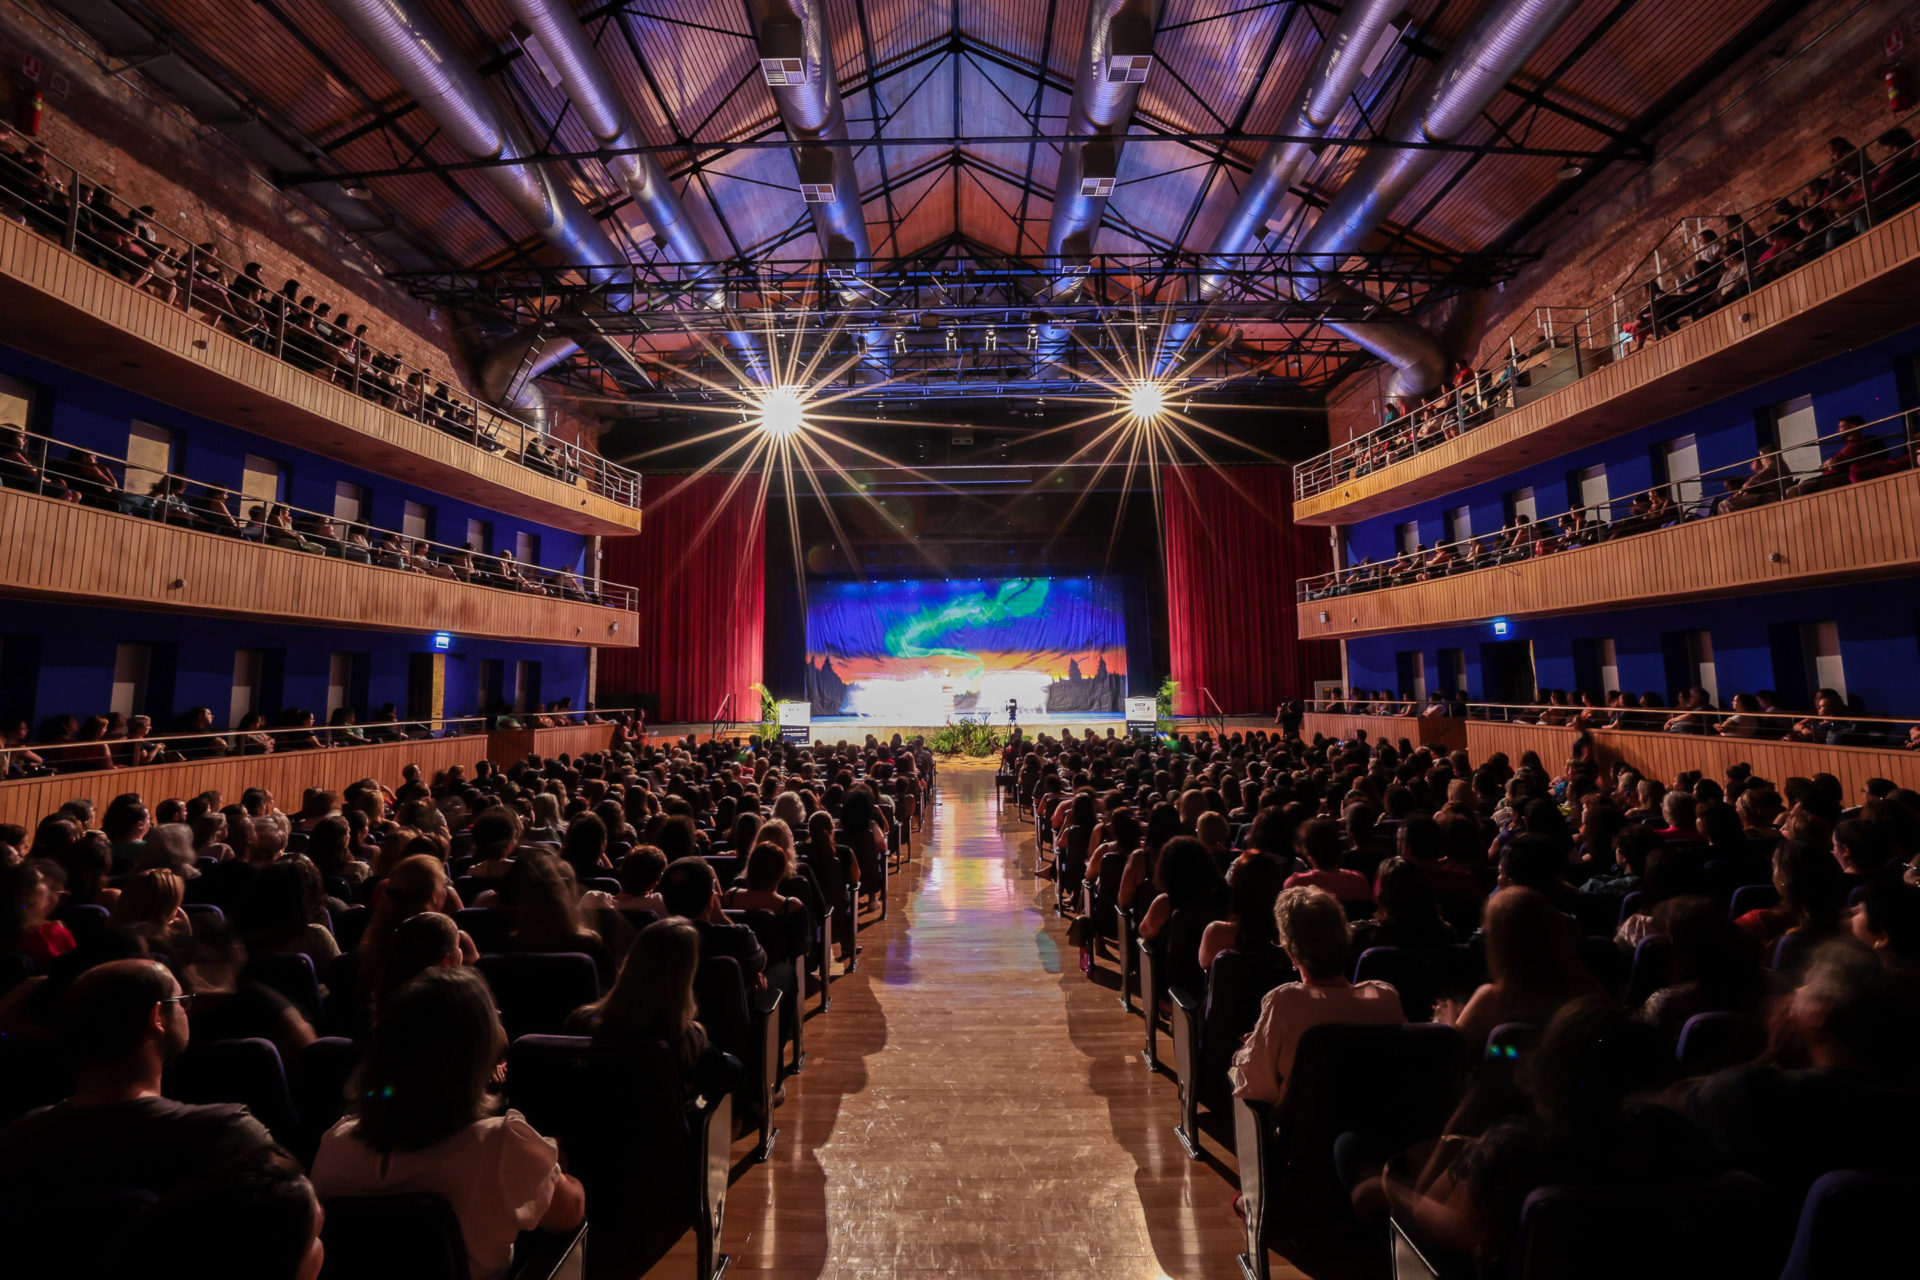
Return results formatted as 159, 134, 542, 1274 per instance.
1659, 435, 1701, 510
1394, 651, 1427, 702
241, 453, 285, 507
1479, 639, 1536, 711
126, 422, 176, 495
1770, 394, 1820, 481
514, 660, 542, 714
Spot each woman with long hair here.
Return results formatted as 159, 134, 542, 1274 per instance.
566, 918, 744, 1100
312, 967, 584, 1280
1448, 886, 1602, 1053
356, 854, 471, 998
1198, 852, 1288, 971
500, 852, 611, 984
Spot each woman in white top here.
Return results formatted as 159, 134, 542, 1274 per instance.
312, 967, 584, 1280
1229, 886, 1404, 1104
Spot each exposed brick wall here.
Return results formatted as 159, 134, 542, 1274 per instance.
0, 2, 473, 393
1322, 0, 1902, 449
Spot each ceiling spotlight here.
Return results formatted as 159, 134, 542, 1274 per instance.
757, 386, 807, 437
1556, 163, 1584, 181
984, 329, 999, 351
1127, 380, 1167, 420
943, 328, 959, 351
891, 331, 908, 355
1026, 325, 1039, 348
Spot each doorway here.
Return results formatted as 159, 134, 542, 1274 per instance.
1479, 639, 1536, 710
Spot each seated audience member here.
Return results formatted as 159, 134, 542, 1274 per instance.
0, 960, 278, 1206
612, 845, 670, 914
375, 911, 465, 1010
1229, 886, 1405, 1103
113, 866, 193, 949
1718, 450, 1784, 511
311, 968, 585, 1280
1139, 835, 1228, 994
1446, 886, 1601, 1053
499, 852, 612, 981
1198, 852, 1288, 973
1348, 856, 1459, 959
659, 856, 766, 984
1733, 839, 1845, 952
1285, 816, 1374, 902
1851, 879, 1920, 966
108, 1147, 324, 1280
1357, 999, 1716, 1270
1786, 414, 1872, 496
566, 917, 745, 1101
1684, 941, 1920, 1197
0, 859, 76, 962
723, 841, 808, 916
178, 916, 317, 1063
1638, 895, 1783, 1049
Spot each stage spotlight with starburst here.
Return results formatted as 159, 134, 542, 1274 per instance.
757, 385, 809, 437
1125, 379, 1168, 421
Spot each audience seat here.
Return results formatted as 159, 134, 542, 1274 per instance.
1169, 949, 1295, 1157
693, 954, 781, 1162
1779, 1170, 1912, 1280
1234, 1023, 1464, 1280
1729, 884, 1780, 918
329, 904, 370, 953
728, 907, 809, 1073
1576, 936, 1629, 997
507, 1035, 731, 1280
296, 1035, 361, 1153
1624, 934, 1672, 1009
454, 907, 512, 955
162, 1036, 300, 1147
1675, 1010, 1767, 1074
246, 951, 324, 1023
1499, 1172, 1780, 1280
319, 1193, 588, 1280
476, 953, 601, 1040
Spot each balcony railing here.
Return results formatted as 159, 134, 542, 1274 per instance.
0, 423, 635, 610
1303, 699, 1920, 751
1298, 406, 1917, 601
1293, 113, 1920, 502
0, 136, 641, 509
9, 715, 488, 778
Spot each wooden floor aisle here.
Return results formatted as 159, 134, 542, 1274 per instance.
653, 761, 1282, 1280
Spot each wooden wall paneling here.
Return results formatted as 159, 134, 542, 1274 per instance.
0, 487, 636, 646
485, 724, 618, 766
0, 220, 639, 535
1296, 202, 1920, 525
1301, 714, 1466, 752
0, 736, 484, 830
1297, 469, 1920, 641
1462, 722, 1920, 799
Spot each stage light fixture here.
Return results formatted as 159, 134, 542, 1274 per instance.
1127, 380, 1168, 420
757, 386, 807, 437
892, 331, 908, 355
985, 329, 998, 351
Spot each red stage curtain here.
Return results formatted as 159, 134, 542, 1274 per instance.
599, 473, 765, 724
1161, 464, 1337, 717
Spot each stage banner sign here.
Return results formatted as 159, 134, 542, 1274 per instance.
1125, 696, 1157, 735
804, 576, 1127, 722
777, 701, 811, 745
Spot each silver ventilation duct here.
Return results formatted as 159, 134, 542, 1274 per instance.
1036, 0, 1164, 373
505, 0, 767, 383
1296, 0, 1582, 397
323, 0, 642, 421
1153, 0, 1402, 376
750, 0, 887, 378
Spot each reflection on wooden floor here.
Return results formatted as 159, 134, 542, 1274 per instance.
651, 762, 1302, 1280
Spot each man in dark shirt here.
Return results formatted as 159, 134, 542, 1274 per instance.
660, 856, 766, 983
0, 958, 277, 1223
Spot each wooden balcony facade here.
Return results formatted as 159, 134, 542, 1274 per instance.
0, 218, 640, 535
1298, 468, 1920, 641
1295, 202, 1920, 525
1300, 713, 1467, 753
0, 486, 637, 646
0, 727, 620, 830
1463, 720, 1920, 801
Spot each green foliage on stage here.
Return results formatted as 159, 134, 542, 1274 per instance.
750, 682, 778, 724
1157, 676, 1178, 731
930, 720, 1008, 757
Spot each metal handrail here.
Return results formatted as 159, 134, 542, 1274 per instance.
7, 715, 489, 777
0, 136, 642, 508
0, 422, 636, 610
1199, 686, 1227, 738
711, 692, 734, 743
1459, 700, 1917, 742
1298, 406, 1919, 600
1293, 114, 1920, 501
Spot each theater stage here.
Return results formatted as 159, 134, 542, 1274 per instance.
645, 713, 1278, 744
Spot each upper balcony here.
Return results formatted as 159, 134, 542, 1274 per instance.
0, 424, 638, 647
1298, 409, 1918, 641
1293, 128, 1920, 525
0, 141, 641, 534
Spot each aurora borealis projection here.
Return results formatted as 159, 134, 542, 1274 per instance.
804, 577, 1127, 719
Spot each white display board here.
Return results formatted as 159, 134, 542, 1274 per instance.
1124, 695, 1157, 735
776, 700, 811, 745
